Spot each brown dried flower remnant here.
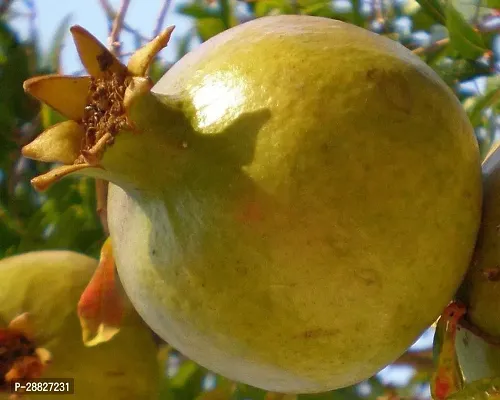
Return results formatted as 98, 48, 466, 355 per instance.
78, 71, 132, 165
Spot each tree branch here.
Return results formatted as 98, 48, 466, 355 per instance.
108, 0, 131, 55
98, 0, 149, 44
393, 349, 434, 371
411, 38, 449, 56
152, 0, 172, 38
0, 0, 14, 16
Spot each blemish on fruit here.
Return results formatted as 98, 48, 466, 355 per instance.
97, 51, 114, 72
369, 69, 413, 115
236, 200, 263, 224
301, 328, 339, 339
366, 68, 376, 80
482, 266, 500, 281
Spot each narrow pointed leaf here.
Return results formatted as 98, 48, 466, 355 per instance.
431, 302, 466, 400
415, 0, 446, 24
23, 75, 90, 121
446, 2, 488, 59
468, 86, 500, 126
78, 237, 124, 347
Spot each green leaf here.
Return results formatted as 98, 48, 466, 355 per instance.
350, 0, 364, 26
446, 2, 488, 59
254, 0, 295, 17
411, 8, 438, 30
233, 383, 267, 400
485, 0, 500, 6
178, 2, 220, 18
431, 58, 490, 88
176, 29, 194, 60
196, 17, 227, 41
219, 0, 232, 28
157, 346, 173, 400
468, 86, 500, 126
448, 377, 500, 399
0, 205, 22, 257
298, 0, 334, 16
169, 361, 206, 400
298, 387, 360, 400
41, 103, 66, 129
451, 0, 490, 21
415, 0, 446, 25
0, 21, 37, 130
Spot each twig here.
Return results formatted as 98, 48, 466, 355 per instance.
412, 38, 449, 56
108, 0, 131, 55
0, 0, 14, 16
98, 0, 149, 43
23, 0, 37, 43
373, 0, 384, 25
393, 349, 434, 371
95, 179, 109, 235
152, 0, 172, 38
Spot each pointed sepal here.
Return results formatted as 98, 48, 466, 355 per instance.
431, 302, 467, 400
23, 75, 90, 121
22, 121, 85, 164
30, 164, 99, 192
70, 25, 127, 77
7, 313, 34, 339
78, 237, 124, 347
127, 26, 175, 76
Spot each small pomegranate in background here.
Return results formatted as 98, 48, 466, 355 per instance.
0, 251, 159, 399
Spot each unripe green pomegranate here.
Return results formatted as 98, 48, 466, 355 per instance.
0, 251, 159, 399
22, 15, 481, 392
456, 144, 500, 382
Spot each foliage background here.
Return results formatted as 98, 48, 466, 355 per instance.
0, 0, 499, 398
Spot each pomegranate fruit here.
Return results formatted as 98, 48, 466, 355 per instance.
22, 15, 481, 392
455, 143, 500, 383
0, 251, 158, 399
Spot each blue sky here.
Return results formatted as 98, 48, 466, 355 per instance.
12, 0, 192, 73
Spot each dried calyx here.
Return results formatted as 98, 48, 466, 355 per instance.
22, 25, 175, 191
78, 71, 131, 165
0, 314, 51, 393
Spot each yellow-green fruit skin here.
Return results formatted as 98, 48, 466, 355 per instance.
0, 251, 159, 400
107, 15, 481, 392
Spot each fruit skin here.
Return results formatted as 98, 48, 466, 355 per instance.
0, 251, 159, 400
455, 144, 500, 384
100, 15, 482, 393
458, 144, 500, 338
